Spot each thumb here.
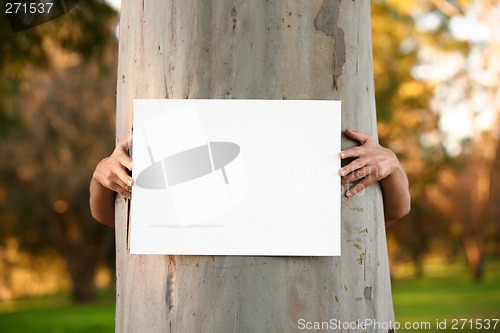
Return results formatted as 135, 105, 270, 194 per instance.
117, 137, 130, 152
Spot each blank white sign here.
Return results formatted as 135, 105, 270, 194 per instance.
130, 99, 341, 256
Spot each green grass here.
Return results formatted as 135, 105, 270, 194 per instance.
0, 260, 499, 332
392, 259, 500, 332
0, 293, 115, 333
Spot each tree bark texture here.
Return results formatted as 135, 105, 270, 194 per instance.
115, 1, 394, 332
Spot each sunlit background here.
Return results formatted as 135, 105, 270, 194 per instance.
1, 0, 499, 332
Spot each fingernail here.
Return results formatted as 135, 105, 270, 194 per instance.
346, 190, 353, 197
339, 151, 346, 158
339, 169, 346, 176
127, 179, 132, 186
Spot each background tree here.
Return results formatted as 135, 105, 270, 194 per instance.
0, 0, 118, 302
1, 0, 498, 309
426, 0, 500, 281
371, 0, 451, 276
371, 0, 500, 280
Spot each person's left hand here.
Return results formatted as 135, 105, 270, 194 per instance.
339, 129, 401, 198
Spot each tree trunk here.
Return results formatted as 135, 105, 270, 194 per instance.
463, 235, 485, 281
115, 1, 394, 332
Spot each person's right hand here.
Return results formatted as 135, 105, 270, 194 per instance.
92, 138, 133, 200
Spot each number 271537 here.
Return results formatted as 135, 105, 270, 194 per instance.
5, 2, 54, 14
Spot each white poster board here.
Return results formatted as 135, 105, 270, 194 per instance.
130, 99, 341, 256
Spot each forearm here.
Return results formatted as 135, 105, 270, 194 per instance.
379, 164, 410, 221
89, 139, 133, 227
339, 129, 411, 221
89, 177, 116, 227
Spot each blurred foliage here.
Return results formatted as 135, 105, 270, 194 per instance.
0, 0, 118, 302
373, 0, 500, 280
0, 0, 116, 137
372, 0, 450, 275
0, 0, 499, 303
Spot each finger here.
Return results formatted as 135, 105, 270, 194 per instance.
105, 172, 132, 198
345, 174, 377, 197
125, 135, 133, 150
339, 157, 368, 176
344, 129, 372, 144
112, 143, 132, 171
339, 145, 366, 159
108, 182, 132, 199
341, 165, 372, 184
102, 167, 129, 190
113, 164, 134, 187
117, 137, 130, 152
119, 155, 133, 172
117, 138, 133, 171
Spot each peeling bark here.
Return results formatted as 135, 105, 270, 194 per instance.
314, 0, 346, 91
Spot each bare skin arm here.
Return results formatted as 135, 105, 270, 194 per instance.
89, 138, 133, 227
90, 130, 409, 226
339, 129, 411, 221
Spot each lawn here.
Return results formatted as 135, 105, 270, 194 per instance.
392, 259, 500, 332
0, 292, 115, 333
0, 260, 498, 332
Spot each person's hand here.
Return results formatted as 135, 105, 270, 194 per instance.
92, 138, 133, 200
339, 129, 402, 198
